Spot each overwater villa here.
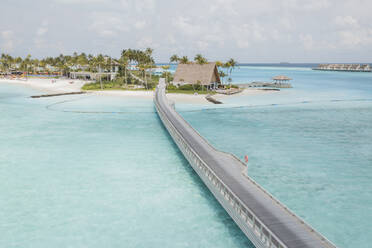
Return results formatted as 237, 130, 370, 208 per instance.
314, 64, 371, 72
272, 75, 292, 84
172, 62, 221, 89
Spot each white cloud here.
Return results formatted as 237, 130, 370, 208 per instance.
1, 0, 372, 62
89, 12, 130, 37
37, 20, 49, 36
134, 0, 155, 12
299, 34, 314, 50
134, 20, 146, 30
137, 36, 158, 49
331, 15, 372, 48
37, 27, 48, 36
33, 20, 49, 48
208, 0, 238, 16
338, 29, 372, 47
55, 0, 106, 4
166, 34, 176, 45
173, 16, 201, 37
120, 0, 130, 9
302, 0, 330, 10
334, 16, 359, 27
0, 30, 14, 52
196, 40, 209, 50
231, 21, 268, 49
282, 0, 330, 11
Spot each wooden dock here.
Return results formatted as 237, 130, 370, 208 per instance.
237, 82, 292, 88
215, 88, 243, 95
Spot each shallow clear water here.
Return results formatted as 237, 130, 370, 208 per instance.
178, 65, 372, 248
1, 64, 371, 248
0, 83, 252, 248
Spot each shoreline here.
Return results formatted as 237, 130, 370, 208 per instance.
0, 78, 276, 104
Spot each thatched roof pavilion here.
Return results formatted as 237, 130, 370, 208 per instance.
272, 75, 292, 83
173, 62, 221, 87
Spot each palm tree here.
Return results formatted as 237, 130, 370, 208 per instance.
96, 54, 105, 89
162, 65, 170, 84
227, 58, 237, 87
39, 59, 46, 72
32, 59, 39, 74
77, 53, 88, 71
119, 55, 129, 86
194, 54, 208, 65
170, 54, 179, 63
0, 54, 11, 72
145, 48, 154, 82
215, 61, 223, 68
24, 54, 32, 74
145, 48, 153, 56
8, 54, 15, 71
219, 71, 227, 84
179, 56, 189, 64
215, 61, 224, 85
138, 63, 148, 89
222, 62, 230, 85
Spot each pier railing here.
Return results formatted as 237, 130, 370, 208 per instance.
154, 79, 337, 248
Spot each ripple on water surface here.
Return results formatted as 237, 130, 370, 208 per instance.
0, 83, 253, 248
179, 98, 372, 248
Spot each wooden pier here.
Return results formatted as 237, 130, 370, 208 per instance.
236, 82, 292, 88
154, 78, 336, 248
215, 88, 243, 95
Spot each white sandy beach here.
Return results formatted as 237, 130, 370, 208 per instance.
0, 78, 274, 104
0, 77, 86, 93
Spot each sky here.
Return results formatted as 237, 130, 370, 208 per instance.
0, 0, 371, 63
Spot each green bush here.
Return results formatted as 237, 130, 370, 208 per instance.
224, 84, 239, 89
166, 84, 178, 90
194, 83, 202, 91
178, 84, 194, 90
167, 83, 207, 91
82, 80, 121, 90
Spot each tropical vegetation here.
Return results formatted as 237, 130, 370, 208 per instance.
0, 52, 118, 75
1, 50, 238, 92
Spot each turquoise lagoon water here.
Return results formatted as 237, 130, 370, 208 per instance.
177, 65, 372, 248
1, 64, 372, 248
0, 83, 252, 247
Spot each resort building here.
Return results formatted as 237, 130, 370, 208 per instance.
99, 56, 120, 73
45, 64, 59, 72
69, 71, 117, 81
172, 62, 221, 89
69, 59, 119, 81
